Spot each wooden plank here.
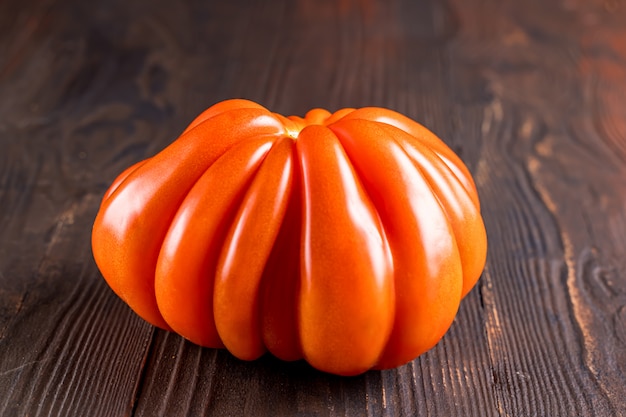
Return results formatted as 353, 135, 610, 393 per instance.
1, 0, 626, 415
0, 1, 169, 415
449, 0, 626, 415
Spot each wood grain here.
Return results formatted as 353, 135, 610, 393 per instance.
1, 0, 626, 415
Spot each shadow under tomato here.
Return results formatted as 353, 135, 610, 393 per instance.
137, 328, 387, 415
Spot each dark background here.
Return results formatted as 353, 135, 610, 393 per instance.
1, 0, 626, 415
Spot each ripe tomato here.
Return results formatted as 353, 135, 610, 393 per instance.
92, 99, 487, 375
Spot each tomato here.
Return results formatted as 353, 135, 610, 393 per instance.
91, 99, 487, 376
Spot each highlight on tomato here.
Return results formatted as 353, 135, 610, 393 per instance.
91, 99, 487, 376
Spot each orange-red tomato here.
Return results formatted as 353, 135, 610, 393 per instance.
91, 99, 487, 376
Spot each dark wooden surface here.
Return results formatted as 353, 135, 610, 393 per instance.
1, 0, 626, 415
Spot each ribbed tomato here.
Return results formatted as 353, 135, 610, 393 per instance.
91, 99, 487, 376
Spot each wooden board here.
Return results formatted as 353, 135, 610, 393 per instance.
1, 0, 625, 415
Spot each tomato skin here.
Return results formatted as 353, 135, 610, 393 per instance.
213, 136, 295, 360
297, 125, 395, 375
154, 136, 276, 347
91, 99, 487, 375
92, 103, 285, 329
330, 120, 464, 369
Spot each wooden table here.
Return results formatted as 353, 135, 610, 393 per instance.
2, 0, 625, 415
